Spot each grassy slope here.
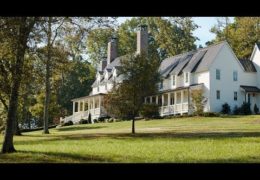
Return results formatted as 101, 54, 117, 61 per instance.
1, 115, 260, 163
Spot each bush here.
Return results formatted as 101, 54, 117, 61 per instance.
79, 119, 88, 124
62, 121, 73, 126
202, 112, 220, 117
233, 105, 239, 115
254, 104, 259, 114
88, 113, 92, 124
221, 103, 231, 114
139, 104, 159, 119
233, 102, 251, 115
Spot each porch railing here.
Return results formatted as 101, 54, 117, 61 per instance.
159, 102, 189, 116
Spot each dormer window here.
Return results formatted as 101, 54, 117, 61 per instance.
185, 72, 189, 83
172, 75, 175, 86
160, 80, 163, 89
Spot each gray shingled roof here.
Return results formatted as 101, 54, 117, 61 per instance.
240, 85, 260, 93
238, 59, 257, 72
159, 41, 226, 77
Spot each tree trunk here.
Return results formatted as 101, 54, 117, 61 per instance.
1, 17, 36, 153
132, 116, 135, 134
43, 17, 52, 134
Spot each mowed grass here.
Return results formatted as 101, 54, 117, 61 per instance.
1, 115, 260, 163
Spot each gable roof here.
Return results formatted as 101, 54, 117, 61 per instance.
159, 41, 226, 77
238, 59, 257, 72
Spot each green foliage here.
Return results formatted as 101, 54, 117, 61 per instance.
104, 51, 161, 120
79, 119, 89, 124
139, 104, 159, 119
209, 17, 260, 59
202, 112, 220, 117
254, 104, 259, 114
191, 89, 204, 116
234, 102, 252, 115
57, 60, 95, 115
221, 103, 231, 114
62, 121, 73, 126
233, 105, 240, 115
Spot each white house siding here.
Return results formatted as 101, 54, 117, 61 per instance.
252, 46, 260, 87
193, 71, 210, 112
209, 43, 257, 113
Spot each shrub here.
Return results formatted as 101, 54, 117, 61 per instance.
79, 119, 88, 124
233, 105, 239, 115
191, 89, 205, 116
202, 112, 220, 117
221, 103, 231, 114
254, 104, 259, 114
62, 121, 73, 126
88, 113, 92, 124
139, 103, 159, 119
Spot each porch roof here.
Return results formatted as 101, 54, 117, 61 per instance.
71, 93, 106, 102
152, 83, 204, 95
240, 85, 260, 93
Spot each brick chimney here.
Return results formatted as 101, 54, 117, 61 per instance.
99, 57, 107, 71
107, 37, 118, 64
137, 24, 148, 55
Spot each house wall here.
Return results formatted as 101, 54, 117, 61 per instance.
252, 45, 260, 87
209, 43, 257, 113
193, 71, 210, 112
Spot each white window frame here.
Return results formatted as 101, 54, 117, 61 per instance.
233, 71, 238, 81
216, 90, 220, 100
234, 91, 237, 101
185, 72, 189, 83
216, 69, 220, 80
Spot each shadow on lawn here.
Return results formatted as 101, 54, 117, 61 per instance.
12, 150, 115, 163
55, 126, 106, 132
15, 131, 260, 146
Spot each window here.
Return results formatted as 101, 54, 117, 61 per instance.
160, 80, 163, 89
172, 75, 175, 86
216, 90, 220, 99
234, 91, 237, 101
216, 69, 220, 80
233, 71, 238, 81
185, 72, 189, 83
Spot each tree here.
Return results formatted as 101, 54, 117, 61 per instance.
1, 17, 38, 153
190, 89, 204, 116
209, 17, 260, 59
104, 51, 160, 134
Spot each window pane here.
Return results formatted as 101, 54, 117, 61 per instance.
216, 69, 220, 80
216, 90, 220, 99
234, 91, 237, 101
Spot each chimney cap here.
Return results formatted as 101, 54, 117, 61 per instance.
138, 24, 148, 30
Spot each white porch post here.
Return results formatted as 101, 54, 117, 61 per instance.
150, 96, 152, 104
181, 90, 184, 115
162, 94, 164, 107
73, 101, 75, 114
156, 96, 158, 105
93, 97, 95, 109
144, 97, 147, 104
174, 92, 177, 114
168, 93, 171, 115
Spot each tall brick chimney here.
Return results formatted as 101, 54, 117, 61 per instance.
99, 57, 107, 71
107, 37, 118, 64
137, 24, 148, 55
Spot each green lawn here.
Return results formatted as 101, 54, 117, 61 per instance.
1, 115, 260, 163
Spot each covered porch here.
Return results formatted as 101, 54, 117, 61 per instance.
145, 89, 190, 116
240, 85, 260, 113
62, 93, 107, 124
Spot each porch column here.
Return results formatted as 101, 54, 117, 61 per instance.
168, 93, 171, 106
99, 96, 101, 108
181, 90, 184, 115
73, 101, 75, 114
144, 97, 147, 104
150, 96, 152, 104
162, 94, 164, 107
174, 92, 177, 114
93, 97, 95, 109
156, 96, 158, 105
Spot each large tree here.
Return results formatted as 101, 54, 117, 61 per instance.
208, 17, 260, 59
104, 51, 160, 134
1, 17, 38, 153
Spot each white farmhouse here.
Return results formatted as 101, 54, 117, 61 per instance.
61, 25, 260, 124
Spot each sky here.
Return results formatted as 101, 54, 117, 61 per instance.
117, 17, 234, 47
